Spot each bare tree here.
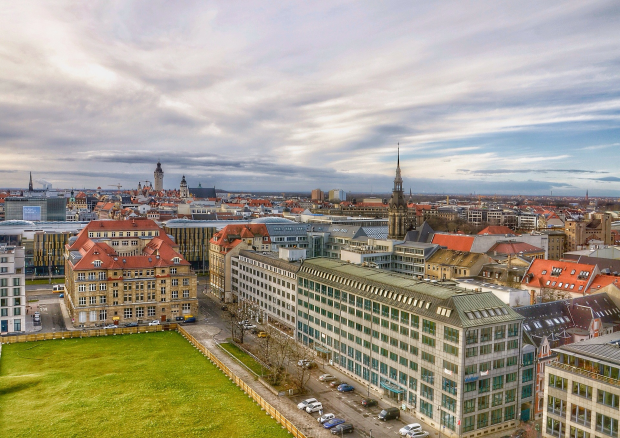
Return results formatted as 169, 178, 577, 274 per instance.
256, 326, 291, 385
224, 299, 259, 343
289, 341, 316, 392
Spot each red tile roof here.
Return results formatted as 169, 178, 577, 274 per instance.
488, 241, 543, 256
210, 223, 271, 250
522, 259, 597, 293
478, 226, 516, 235
431, 233, 475, 252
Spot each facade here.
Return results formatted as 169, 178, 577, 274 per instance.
154, 161, 164, 192
388, 150, 408, 240
541, 230, 566, 260
565, 214, 613, 252
0, 245, 25, 334
543, 332, 620, 438
328, 189, 345, 202
64, 220, 198, 327
234, 249, 301, 333
163, 222, 216, 272
425, 250, 490, 281
297, 258, 524, 437
311, 188, 324, 202
4, 197, 67, 221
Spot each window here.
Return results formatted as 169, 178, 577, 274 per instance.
420, 400, 433, 418
136, 307, 144, 318
477, 412, 488, 429
507, 339, 518, 350
421, 384, 434, 401
549, 374, 568, 390
441, 410, 456, 431
522, 384, 532, 398
463, 416, 475, 432
573, 382, 593, 399
422, 319, 435, 335
547, 417, 566, 438
479, 379, 490, 393
443, 343, 458, 356
491, 408, 502, 425
421, 368, 434, 384
494, 342, 506, 352
422, 351, 435, 364
493, 392, 503, 407
493, 358, 505, 369
444, 327, 459, 343
522, 368, 533, 383
443, 360, 458, 375
548, 395, 566, 416
480, 327, 492, 342
598, 390, 620, 409
442, 394, 456, 412
466, 329, 478, 344
464, 399, 475, 414
442, 378, 457, 395
571, 405, 592, 427
466, 347, 478, 357
480, 344, 492, 355
504, 405, 515, 421
506, 372, 517, 383
124, 308, 132, 318
465, 382, 476, 393
147, 306, 156, 316
569, 426, 590, 438
495, 325, 505, 339
596, 414, 618, 437
505, 389, 516, 403
78, 297, 86, 306
422, 335, 436, 347
493, 375, 504, 390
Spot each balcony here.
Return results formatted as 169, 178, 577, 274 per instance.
549, 361, 620, 389
570, 415, 590, 428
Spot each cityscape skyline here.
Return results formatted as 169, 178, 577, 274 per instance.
1, 1, 619, 195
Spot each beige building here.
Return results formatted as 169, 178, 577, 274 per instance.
64, 219, 197, 327
565, 213, 612, 252
544, 332, 620, 438
426, 249, 490, 281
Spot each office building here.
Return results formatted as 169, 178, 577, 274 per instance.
0, 245, 25, 334
4, 197, 67, 221
297, 258, 524, 437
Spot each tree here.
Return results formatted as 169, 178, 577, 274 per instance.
289, 341, 315, 392
255, 326, 291, 385
224, 299, 260, 343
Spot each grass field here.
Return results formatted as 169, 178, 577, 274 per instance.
0, 332, 293, 438
219, 342, 266, 376
25, 278, 64, 285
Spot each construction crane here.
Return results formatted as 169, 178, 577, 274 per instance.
108, 183, 122, 190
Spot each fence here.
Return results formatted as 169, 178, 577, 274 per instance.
0, 324, 178, 344
178, 326, 307, 438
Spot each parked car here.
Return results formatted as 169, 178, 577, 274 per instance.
52, 284, 65, 292
243, 324, 256, 330
407, 431, 429, 438
319, 374, 337, 382
297, 398, 318, 410
175, 316, 185, 322
400, 423, 423, 436
378, 407, 400, 421
148, 320, 160, 326
103, 324, 117, 329
257, 331, 269, 338
337, 384, 354, 392
183, 317, 197, 323
329, 380, 345, 388
318, 413, 336, 424
305, 402, 323, 413
123, 322, 138, 327
323, 418, 345, 429
58, 293, 64, 298
361, 398, 378, 407
331, 423, 354, 435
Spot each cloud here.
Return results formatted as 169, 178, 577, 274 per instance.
0, 1, 619, 194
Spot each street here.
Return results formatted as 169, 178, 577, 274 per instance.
24, 286, 66, 333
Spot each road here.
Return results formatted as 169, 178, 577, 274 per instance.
195, 279, 421, 438
25, 287, 67, 333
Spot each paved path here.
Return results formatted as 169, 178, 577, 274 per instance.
184, 324, 333, 438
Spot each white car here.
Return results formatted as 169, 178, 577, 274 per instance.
306, 402, 323, 413
400, 424, 423, 436
319, 374, 336, 382
148, 320, 160, 326
318, 413, 336, 424
243, 324, 257, 330
407, 431, 430, 438
297, 398, 318, 410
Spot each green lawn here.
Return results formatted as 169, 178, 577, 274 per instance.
219, 342, 266, 376
0, 332, 292, 438
25, 277, 64, 285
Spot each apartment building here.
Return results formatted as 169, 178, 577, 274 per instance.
297, 258, 524, 437
425, 250, 490, 281
544, 332, 620, 438
234, 249, 302, 333
64, 220, 197, 327
0, 245, 25, 334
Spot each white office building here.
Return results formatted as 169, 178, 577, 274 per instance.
0, 245, 26, 334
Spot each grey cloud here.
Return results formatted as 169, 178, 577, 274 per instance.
458, 169, 608, 175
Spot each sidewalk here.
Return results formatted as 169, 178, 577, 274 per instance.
183, 324, 333, 438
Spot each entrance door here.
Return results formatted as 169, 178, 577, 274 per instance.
1, 320, 8, 332
521, 408, 530, 422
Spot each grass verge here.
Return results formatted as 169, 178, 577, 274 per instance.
25, 278, 64, 285
0, 332, 292, 438
219, 342, 266, 376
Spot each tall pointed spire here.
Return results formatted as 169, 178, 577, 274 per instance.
28, 172, 33, 191
397, 142, 400, 168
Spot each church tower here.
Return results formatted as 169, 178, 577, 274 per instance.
154, 161, 164, 192
29, 172, 33, 192
388, 146, 408, 240
179, 175, 189, 199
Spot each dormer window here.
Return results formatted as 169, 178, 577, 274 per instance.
172, 257, 180, 264
94, 260, 102, 267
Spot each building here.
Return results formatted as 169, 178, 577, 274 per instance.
4, 197, 67, 221
521, 259, 600, 301
188, 184, 217, 199
163, 221, 216, 273
0, 245, 25, 334
565, 213, 613, 252
328, 189, 345, 203
543, 331, 620, 438
179, 175, 189, 199
425, 249, 490, 281
388, 149, 408, 240
297, 258, 524, 437
540, 230, 566, 260
64, 219, 198, 327
234, 249, 302, 334
209, 223, 271, 302
154, 161, 164, 192
311, 189, 325, 202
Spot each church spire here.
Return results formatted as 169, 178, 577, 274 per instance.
29, 172, 33, 191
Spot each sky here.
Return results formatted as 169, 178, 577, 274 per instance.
1, 1, 620, 196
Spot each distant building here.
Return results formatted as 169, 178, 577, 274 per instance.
189, 184, 217, 199
154, 161, 164, 192
311, 188, 324, 202
328, 189, 345, 202
4, 197, 67, 221
0, 245, 25, 334
179, 175, 189, 199
388, 149, 408, 240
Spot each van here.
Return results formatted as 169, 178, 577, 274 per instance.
52, 284, 65, 292
378, 407, 400, 421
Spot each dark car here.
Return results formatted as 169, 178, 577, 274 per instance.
337, 384, 354, 392
123, 322, 138, 327
331, 423, 354, 434
378, 407, 400, 421
329, 380, 345, 388
183, 317, 197, 323
323, 418, 346, 429
175, 316, 185, 322
361, 398, 377, 407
